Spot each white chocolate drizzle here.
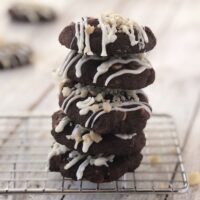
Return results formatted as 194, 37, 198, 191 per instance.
115, 133, 137, 140
55, 116, 70, 133
104, 67, 149, 86
76, 154, 115, 180
58, 148, 115, 180
75, 18, 85, 53
48, 142, 69, 161
83, 17, 93, 55
66, 124, 85, 149
75, 55, 106, 78
93, 56, 151, 85
66, 123, 102, 153
98, 15, 117, 56
64, 151, 85, 170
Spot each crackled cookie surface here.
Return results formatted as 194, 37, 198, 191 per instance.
59, 13, 156, 56
51, 110, 146, 156
48, 142, 143, 183
58, 82, 152, 135
56, 50, 155, 90
8, 3, 57, 23
0, 43, 32, 69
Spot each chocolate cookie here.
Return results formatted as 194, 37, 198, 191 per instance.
59, 14, 156, 56
59, 82, 152, 135
56, 50, 155, 90
0, 43, 32, 69
51, 110, 146, 156
8, 3, 56, 23
48, 142, 143, 183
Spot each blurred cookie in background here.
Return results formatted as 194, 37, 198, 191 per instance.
0, 42, 33, 70
8, 3, 57, 23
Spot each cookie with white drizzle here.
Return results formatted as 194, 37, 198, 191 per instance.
59, 81, 152, 135
0, 43, 33, 70
59, 13, 156, 56
48, 142, 143, 183
8, 3, 57, 23
56, 50, 155, 90
51, 110, 146, 156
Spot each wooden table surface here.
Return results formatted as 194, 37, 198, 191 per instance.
0, 0, 200, 199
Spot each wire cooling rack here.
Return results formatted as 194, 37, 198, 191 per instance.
0, 114, 188, 195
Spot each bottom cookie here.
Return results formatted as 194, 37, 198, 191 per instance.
48, 142, 143, 183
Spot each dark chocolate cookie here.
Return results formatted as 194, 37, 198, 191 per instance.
59, 14, 156, 56
51, 110, 146, 156
56, 50, 155, 90
0, 43, 32, 69
8, 3, 56, 23
48, 142, 143, 183
59, 82, 152, 135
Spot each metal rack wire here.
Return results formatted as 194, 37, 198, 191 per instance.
0, 114, 188, 194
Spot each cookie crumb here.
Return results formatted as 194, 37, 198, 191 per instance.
189, 172, 200, 186
149, 155, 161, 166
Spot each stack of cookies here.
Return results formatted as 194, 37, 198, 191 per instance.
48, 13, 156, 183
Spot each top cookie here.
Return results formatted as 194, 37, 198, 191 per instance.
59, 13, 156, 56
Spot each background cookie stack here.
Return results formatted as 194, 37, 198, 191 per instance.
48, 13, 156, 183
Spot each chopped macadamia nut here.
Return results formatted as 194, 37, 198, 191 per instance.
112, 64, 122, 70
149, 155, 161, 166
90, 104, 99, 112
103, 102, 112, 112
85, 25, 95, 34
80, 88, 88, 97
62, 87, 71, 97
82, 133, 91, 141
90, 131, 102, 143
189, 172, 200, 186
95, 93, 104, 102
